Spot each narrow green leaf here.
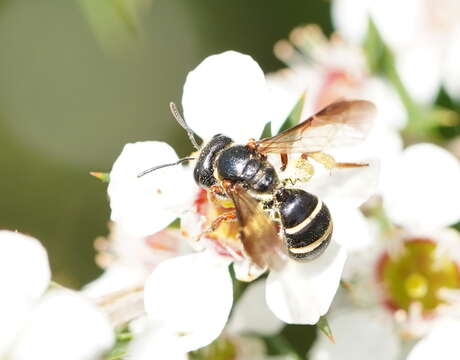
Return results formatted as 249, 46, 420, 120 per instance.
363, 19, 386, 75
105, 329, 133, 360
277, 92, 307, 134
262, 334, 303, 360
260, 121, 272, 139
168, 218, 180, 229
90, 172, 110, 183
317, 316, 334, 343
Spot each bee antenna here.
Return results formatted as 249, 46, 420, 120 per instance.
169, 102, 200, 150
137, 157, 195, 178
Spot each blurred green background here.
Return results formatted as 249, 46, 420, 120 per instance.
0, 0, 331, 288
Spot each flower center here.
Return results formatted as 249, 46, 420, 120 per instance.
378, 239, 460, 314
195, 189, 243, 257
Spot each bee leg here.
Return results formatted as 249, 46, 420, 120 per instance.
280, 153, 288, 172
209, 184, 227, 198
308, 152, 369, 169
203, 210, 237, 234
334, 162, 369, 168
308, 152, 337, 169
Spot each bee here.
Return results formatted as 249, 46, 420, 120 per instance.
139, 100, 376, 269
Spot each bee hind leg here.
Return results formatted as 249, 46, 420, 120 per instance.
280, 153, 288, 171
334, 162, 369, 168
307, 152, 368, 169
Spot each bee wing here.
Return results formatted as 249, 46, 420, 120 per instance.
256, 100, 376, 154
226, 183, 284, 270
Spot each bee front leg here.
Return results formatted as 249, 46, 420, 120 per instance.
202, 210, 237, 234
209, 184, 226, 198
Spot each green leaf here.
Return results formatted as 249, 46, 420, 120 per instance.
363, 19, 387, 75
277, 92, 307, 134
90, 172, 110, 183
262, 334, 303, 360
317, 316, 334, 343
105, 329, 133, 360
260, 121, 272, 139
434, 88, 460, 140
168, 218, 180, 229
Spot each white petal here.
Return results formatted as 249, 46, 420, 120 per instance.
0, 296, 30, 357
395, 46, 441, 104
407, 319, 460, 360
443, 27, 460, 100
233, 259, 266, 282
369, 0, 422, 51
362, 78, 407, 131
266, 240, 346, 324
83, 265, 147, 299
127, 327, 189, 360
265, 69, 306, 136
228, 281, 283, 336
0, 231, 50, 302
9, 289, 114, 360
303, 158, 379, 210
144, 251, 233, 352
182, 51, 270, 143
108, 141, 198, 236
382, 143, 460, 230
331, 207, 373, 251
309, 308, 400, 360
331, 0, 370, 45
108, 225, 190, 271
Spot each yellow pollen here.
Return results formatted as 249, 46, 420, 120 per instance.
405, 273, 428, 299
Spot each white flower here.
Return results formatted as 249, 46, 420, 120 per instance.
228, 280, 283, 336
0, 231, 51, 357
269, 25, 404, 192
332, 0, 460, 102
182, 51, 271, 143
9, 289, 114, 360
0, 231, 114, 360
407, 319, 460, 360
130, 279, 285, 360
107, 51, 378, 353
84, 223, 190, 299
266, 240, 346, 324
310, 305, 400, 360
108, 141, 198, 237
143, 250, 233, 352
382, 143, 460, 232
317, 143, 460, 359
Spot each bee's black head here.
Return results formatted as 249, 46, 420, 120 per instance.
193, 134, 233, 188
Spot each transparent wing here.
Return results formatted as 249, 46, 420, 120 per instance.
256, 100, 376, 154
226, 183, 284, 270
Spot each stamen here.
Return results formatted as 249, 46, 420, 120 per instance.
273, 39, 307, 70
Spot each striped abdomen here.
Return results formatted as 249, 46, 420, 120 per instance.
275, 188, 332, 260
